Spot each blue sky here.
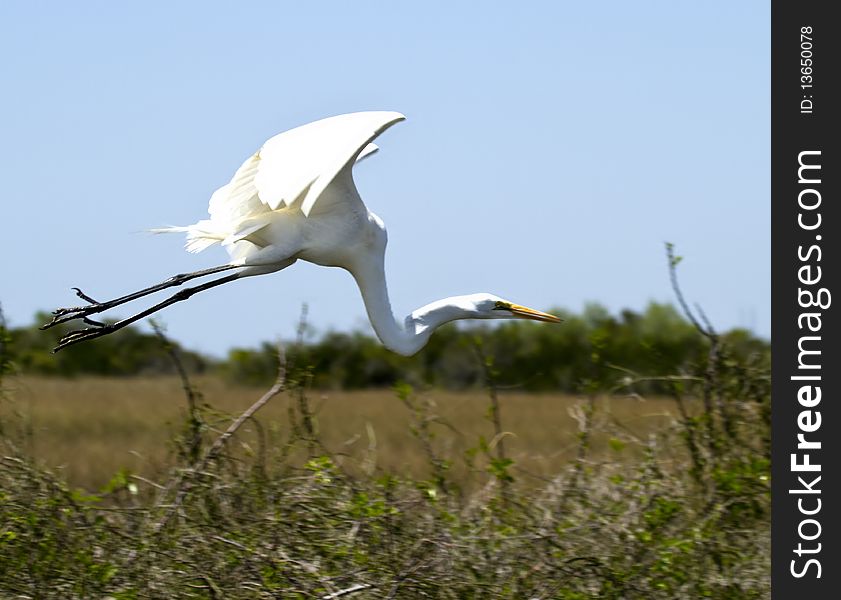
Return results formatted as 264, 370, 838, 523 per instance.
0, 2, 769, 356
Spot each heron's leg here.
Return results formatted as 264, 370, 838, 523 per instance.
52, 272, 242, 352
42, 264, 242, 329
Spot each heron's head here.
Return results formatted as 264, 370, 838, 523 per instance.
465, 294, 562, 323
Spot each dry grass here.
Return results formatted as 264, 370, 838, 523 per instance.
2, 375, 689, 491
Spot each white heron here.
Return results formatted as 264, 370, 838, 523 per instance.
44, 111, 560, 354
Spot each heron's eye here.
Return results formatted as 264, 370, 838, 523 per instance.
493, 301, 511, 311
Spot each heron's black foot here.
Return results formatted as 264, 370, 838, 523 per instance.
41, 265, 243, 351
42, 305, 104, 329
41, 288, 108, 330
53, 323, 117, 353
72, 287, 99, 304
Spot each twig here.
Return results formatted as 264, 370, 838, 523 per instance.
152, 343, 287, 534
563, 393, 597, 507
130, 474, 166, 490
322, 583, 373, 599
664, 242, 725, 447
396, 385, 449, 494
473, 341, 506, 464
150, 319, 203, 461
670, 385, 705, 485
289, 303, 318, 453
665, 243, 712, 338
199, 343, 285, 466
606, 363, 704, 388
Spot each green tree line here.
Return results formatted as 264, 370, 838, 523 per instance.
2, 303, 768, 392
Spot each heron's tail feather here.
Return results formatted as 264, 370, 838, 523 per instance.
149, 223, 225, 254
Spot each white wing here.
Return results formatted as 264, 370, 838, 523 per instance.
165, 111, 404, 253
207, 152, 266, 226
254, 111, 405, 216
207, 139, 383, 227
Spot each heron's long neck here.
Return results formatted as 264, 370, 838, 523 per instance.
351, 256, 466, 357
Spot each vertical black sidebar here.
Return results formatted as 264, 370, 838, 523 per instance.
772, 1, 839, 597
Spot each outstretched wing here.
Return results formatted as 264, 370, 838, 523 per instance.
165, 111, 404, 253
254, 111, 405, 216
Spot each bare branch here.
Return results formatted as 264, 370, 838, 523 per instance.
322, 583, 373, 599
665, 242, 712, 338
152, 343, 287, 534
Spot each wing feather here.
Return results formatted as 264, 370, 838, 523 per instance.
254, 111, 405, 215
164, 111, 404, 254
208, 153, 265, 224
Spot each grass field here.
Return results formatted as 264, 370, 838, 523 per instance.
0, 368, 769, 598
3, 375, 687, 492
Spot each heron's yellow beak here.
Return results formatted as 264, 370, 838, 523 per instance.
508, 303, 563, 323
